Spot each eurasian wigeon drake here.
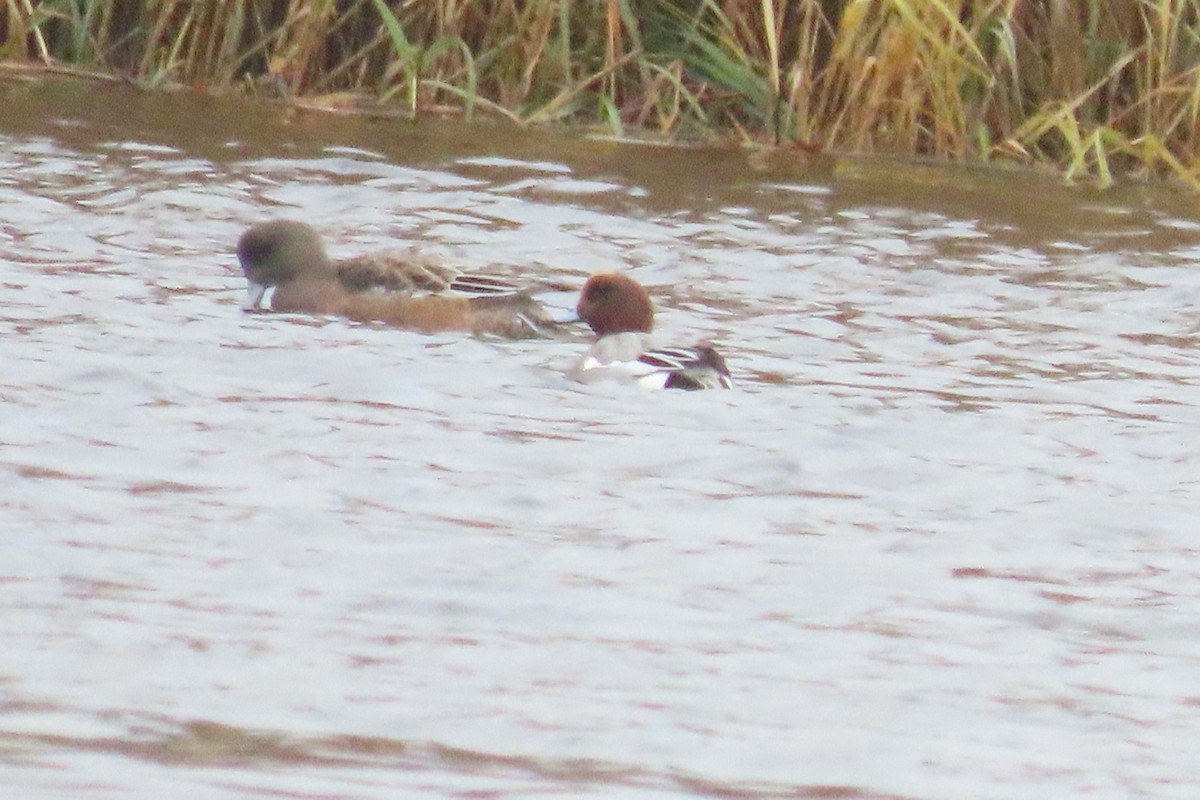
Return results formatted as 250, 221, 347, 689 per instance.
236, 219, 559, 338
571, 272, 733, 390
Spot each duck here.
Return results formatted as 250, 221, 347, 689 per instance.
571, 272, 733, 390
236, 219, 560, 338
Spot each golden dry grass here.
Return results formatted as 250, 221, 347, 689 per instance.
5, 0, 1200, 187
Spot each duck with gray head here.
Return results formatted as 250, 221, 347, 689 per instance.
236, 219, 561, 339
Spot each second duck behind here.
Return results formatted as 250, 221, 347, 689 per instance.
236, 219, 559, 338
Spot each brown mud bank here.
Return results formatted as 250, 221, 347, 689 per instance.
5, 2, 1200, 188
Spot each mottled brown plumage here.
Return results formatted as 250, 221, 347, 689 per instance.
237, 219, 559, 338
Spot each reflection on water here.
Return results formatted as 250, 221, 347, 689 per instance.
2, 72, 1200, 800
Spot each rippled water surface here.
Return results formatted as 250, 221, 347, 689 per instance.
3, 73, 1200, 800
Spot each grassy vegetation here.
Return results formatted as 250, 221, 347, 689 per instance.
5, 0, 1200, 187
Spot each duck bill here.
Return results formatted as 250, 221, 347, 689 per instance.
241, 281, 268, 310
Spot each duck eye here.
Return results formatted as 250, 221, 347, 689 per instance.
585, 283, 616, 303
238, 235, 271, 267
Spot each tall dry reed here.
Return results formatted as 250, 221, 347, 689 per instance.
5, 0, 1200, 186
